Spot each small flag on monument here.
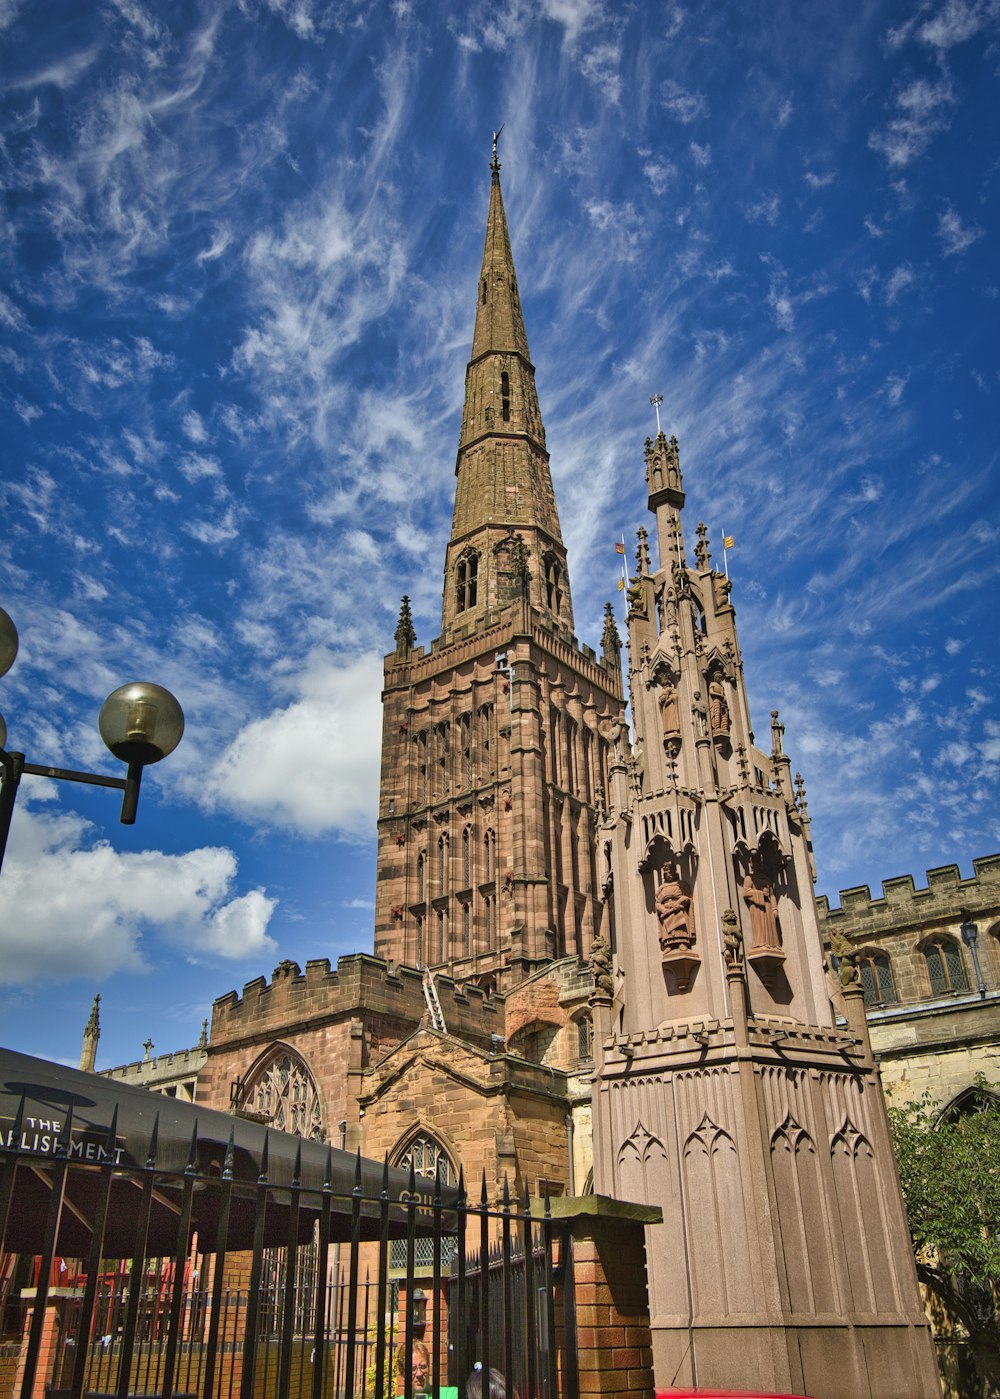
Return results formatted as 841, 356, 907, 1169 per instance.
614, 540, 625, 554
617, 577, 625, 590
723, 535, 735, 550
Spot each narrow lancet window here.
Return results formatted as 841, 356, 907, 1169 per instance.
457, 551, 479, 611
501, 371, 510, 422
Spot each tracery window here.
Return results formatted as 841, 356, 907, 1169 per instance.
457, 552, 479, 612
243, 1048, 323, 1140
390, 1134, 459, 1271
924, 938, 969, 995
858, 950, 898, 1006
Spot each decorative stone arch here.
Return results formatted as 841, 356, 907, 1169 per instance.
508, 1018, 561, 1067
938, 1081, 1000, 1122
240, 1042, 325, 1141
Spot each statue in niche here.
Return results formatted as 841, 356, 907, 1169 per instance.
607, 717, 626, 765
708, 677, 730, 738
671, 560, 690, 599
589, 933, 614, 999
742, 851, 781, 951
658, 686, 680, 743
692, 690, 708, 739
655, 862, 695, 953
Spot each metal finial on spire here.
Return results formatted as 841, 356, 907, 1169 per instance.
650, 393, 663, 434
491, 125, 504, 174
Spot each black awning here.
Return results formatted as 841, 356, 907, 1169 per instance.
0, 1046, 459, 1256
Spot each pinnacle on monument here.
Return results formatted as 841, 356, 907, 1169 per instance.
601, 602, 622, 665
79, 991, 101, 1072
394, 594, 416, 658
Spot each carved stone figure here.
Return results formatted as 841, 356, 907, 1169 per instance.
742, 854, 781, 951
721, 909, 742, 970
708, 677, 730, 738
830, 932, 861, 988
589, 933, 614, 999
658, 687, 680, 741
626, 577, 647, 619
692, 690, 708, 739
655, 862, 695, 953
712, 573, 732, 611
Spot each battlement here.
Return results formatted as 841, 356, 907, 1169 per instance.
816, 853, 1000, 935
103, 1045, 207, 1080
211, 952, 502, 1048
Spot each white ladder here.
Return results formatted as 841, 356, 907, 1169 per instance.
423, 968, 446, 1033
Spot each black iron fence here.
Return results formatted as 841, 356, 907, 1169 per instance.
0, 1094, 575, 1399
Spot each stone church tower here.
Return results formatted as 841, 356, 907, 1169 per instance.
589, 441, 939, 1396
374, 147, 625, 988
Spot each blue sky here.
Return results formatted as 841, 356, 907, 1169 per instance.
1, 0, 997, 1070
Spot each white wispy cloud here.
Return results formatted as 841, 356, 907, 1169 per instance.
869, 76, 955, 167
937, 204, 983, 256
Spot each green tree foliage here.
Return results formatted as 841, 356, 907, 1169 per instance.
888, 1082, 1000, 1393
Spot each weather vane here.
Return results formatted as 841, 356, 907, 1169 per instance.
492, 125, 504, 171
649, 392, 663, 434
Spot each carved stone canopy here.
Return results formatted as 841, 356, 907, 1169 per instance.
646, 654, 679, 691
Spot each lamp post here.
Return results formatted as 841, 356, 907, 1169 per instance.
959, 910, 987, 1000
0, 606, 184, 874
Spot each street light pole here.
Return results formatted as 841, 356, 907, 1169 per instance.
0, 607, 184, 875
959, 910, 987, 1000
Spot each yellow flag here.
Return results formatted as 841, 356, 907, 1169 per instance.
617, 576, 625, 590
723, 535, 735, 550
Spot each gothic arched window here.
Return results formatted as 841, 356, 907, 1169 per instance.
462, 828, 472, 888
243, 1047, 323, 1140
457, 552, 479, 612
858, 950, 897, 1006
543, 554, 563, 614
924, 938, 969, 996
576, 1013, 593, 1061
500, 370, 510, 422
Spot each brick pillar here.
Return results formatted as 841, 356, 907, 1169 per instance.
545, 1198, 660, 1399
15, 1288, 82, 1399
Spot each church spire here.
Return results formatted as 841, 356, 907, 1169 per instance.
442, 142, 570, 641
79, 992, 100, 1073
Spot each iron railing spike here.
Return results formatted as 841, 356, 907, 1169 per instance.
146, 1110, 160, 1169
381, 1153, 390, 1200
292, 1137, 302, 1187
223, 1123, 236, 1180
106, 1103, 120, 1155
502, 1172, 510, 1208
185, 1118, 199, 1173
258, 1129, 270, 1184
324, 1143, 334, 1191
480, 1169, 488, 1205
354, 1148, 363, 1195
56, 1102, 74, 1159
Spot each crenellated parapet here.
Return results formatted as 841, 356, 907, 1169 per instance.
816, 853, 1000, 938
210, 952, 502, 1050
